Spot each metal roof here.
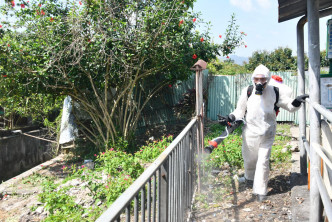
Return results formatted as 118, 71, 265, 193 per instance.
278, 0, 332, 23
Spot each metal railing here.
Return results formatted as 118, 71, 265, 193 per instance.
96, 118, 199, 222
300, 99, 332, 221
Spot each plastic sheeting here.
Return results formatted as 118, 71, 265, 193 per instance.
59, 96, 78, 144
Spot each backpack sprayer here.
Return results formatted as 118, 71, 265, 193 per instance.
204, 115, 245, 154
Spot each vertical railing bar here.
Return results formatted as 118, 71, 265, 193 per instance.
158, 168, 161, 222
152, 173, 156, 222
126, 204, 130, 222
176, 146, 179, 221
141, 186, 145, 222
147, 180, 151, 222
168, 153, 172, 222
134, 195, 139, 222
172, 151, 175, 222
185, 133, 189, 210
188, 129, 193, 210
180, 140, 183, 221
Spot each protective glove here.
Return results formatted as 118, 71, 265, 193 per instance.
291, 94, 309, 107
217, 114, 235, 126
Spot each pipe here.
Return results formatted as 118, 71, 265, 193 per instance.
307, 0, 323, 221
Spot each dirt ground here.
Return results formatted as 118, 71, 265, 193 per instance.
191, 161, 294, 222
0, 157, 74, 222
0, 123, 298, 222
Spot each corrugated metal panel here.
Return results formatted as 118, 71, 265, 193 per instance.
207, 75, 237, 120
137, 70, 310, 134
206, 71, 308, 123
137, 70, 209, 134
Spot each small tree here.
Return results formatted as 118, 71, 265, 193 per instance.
1, 0, 246, 151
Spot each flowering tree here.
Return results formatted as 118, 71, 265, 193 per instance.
0, 0, 245, 150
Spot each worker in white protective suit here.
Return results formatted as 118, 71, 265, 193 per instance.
221, 64, 308, 202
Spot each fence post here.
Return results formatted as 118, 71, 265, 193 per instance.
191, 59, 207, 193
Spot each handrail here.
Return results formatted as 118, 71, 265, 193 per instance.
312, 167, 332, 219
311, 142, 332, 170
306, 98, 332, 122
96, 118, 198, 222
301, 99, 332, 221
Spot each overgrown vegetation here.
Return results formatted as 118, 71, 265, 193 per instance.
0, 0, 246, 151
26, 135, 174, 221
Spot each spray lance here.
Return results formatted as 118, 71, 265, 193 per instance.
204, 114, 245, 154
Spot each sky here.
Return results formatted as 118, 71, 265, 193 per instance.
193, 0, 331, 58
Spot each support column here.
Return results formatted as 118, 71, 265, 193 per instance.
297, 16, 308, 176
307, 0, 323, 221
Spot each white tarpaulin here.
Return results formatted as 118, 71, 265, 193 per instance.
59, 96, 78, 144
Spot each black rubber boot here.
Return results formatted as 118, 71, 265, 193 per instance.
245, 179, 253, 188
257, 194, 267, 202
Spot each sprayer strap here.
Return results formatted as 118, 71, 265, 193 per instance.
247, 85, 279, 113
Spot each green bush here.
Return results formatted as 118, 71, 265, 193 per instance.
37, 134, 174, 220
135, 135, 173, 163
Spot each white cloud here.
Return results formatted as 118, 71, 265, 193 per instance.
256, 0, 272, 9
230, 0, 253, 11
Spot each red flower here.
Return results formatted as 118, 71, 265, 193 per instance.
79, 1, 82, 5
192, 54, 197, 59
50, 17, 54, 22
0, 25, 2, 28
193, 18, 196, 22
219, 34, 222, 38
94, 154, 97, 156
168, 84, 172, 88
41, 10, 45, 15
36, 10, 39, 15
245, 45, 247, 48
88, 39, 91, 42
200, 37, 204, 42
11, 1, 15, 7
226, 56, 229, 59
20, 4, 25, 8
7, 44, 10, 47
162, 22, 165, 25
179, 20, 183, 26
3, 75, 7, 77
38, 3, 41, 7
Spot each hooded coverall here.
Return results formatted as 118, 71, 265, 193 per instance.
230, 65, 300, 195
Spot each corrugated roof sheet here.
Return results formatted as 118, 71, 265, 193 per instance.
278, 0, 332, 22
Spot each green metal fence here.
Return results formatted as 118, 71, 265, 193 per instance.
137, 70, 308, 134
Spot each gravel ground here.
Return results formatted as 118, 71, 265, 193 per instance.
191, 162, 293, 222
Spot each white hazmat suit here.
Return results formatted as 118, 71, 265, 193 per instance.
230, 64, 300, 196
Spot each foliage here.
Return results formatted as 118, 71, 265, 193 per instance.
36, 134, 173, 220
320, 50, 330, 67
0, 0, 246, 151
246, 47, 296, 71
203, 123, 293, 169
207, 58, 249, 75
135, 135, 173, 163
203, 123, 243, 169
220, 13, 247, 56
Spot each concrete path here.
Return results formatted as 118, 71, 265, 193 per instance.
290, 126, 310, 222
